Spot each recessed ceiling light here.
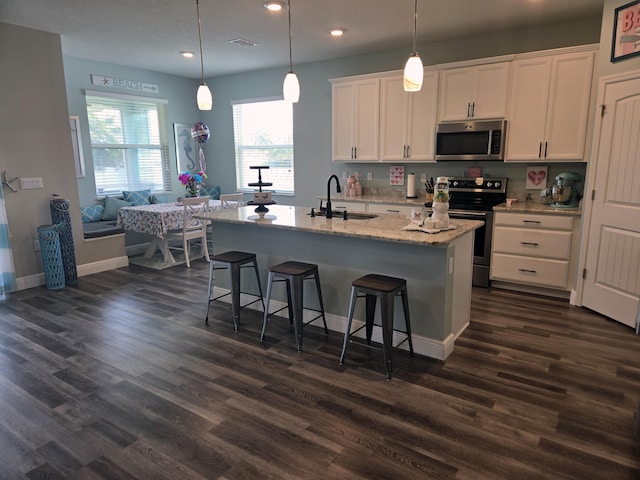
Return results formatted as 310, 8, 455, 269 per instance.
329, 28, 346, 37
180, 51, 194, 58
264, 1, 284, 12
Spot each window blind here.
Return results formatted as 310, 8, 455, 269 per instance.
232, 99, 294, 194
85, 92, 170, 196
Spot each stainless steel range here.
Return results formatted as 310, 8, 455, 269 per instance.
426, 177, 507, 287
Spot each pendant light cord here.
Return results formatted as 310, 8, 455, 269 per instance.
197, 0, 206, 83
411, 0, 418, 55
287, 0, 293, 73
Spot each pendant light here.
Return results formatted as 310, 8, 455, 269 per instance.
283, 0, 300, 103
196, 0, 213, 110
403, 0, 423, 92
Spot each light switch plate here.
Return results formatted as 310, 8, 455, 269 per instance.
21, 177, 44, 189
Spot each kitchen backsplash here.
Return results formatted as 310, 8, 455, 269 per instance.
342, 162, 587, 204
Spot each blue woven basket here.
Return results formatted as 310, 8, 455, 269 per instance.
38, 225, 65, 290
50, 197, 78, 284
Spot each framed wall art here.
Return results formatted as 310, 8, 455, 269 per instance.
611, 0, 640, 63
173, 123, 197, 173
69, 116, 85, 178
526, 166, 548, 190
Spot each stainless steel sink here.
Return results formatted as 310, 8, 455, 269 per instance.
308, 211, 378, 220
343, 212, 378, 220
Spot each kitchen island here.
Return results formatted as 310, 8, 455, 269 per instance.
199, 205, 483, 360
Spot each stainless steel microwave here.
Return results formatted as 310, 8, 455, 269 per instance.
435, 119, 506, 161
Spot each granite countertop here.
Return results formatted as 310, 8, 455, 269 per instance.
493, 202, 582, 216
321, 194, 583, 217
199, 205, 483, 246
319, 193, 426, 206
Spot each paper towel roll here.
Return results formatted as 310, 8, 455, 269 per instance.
406, 173, 417, 198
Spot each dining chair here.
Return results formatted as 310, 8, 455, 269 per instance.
166, 196, 210, 268
220, 193, 244, 208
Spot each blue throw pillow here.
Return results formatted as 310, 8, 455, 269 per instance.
102, 196, 133, 221
80, 204, 104, 223
200, 185, 220, 200
122, 189, 151, 206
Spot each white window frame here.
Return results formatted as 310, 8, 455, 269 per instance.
232, 97, 295, 195
85, 90, 171, 197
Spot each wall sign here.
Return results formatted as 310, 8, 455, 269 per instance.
611, 0, 640, 62
91, 74, 159, 94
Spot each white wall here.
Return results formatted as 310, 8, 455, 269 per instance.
0, 22, 125, 285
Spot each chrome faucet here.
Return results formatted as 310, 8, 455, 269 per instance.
325, 174, 342, 219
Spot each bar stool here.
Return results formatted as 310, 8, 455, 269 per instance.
261, 261, 328, 352
340, 274, 414, 380
205, 251, 265, 332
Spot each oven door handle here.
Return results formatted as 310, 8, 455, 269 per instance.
447, 210, 488, 219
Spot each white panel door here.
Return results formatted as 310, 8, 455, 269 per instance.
582, 75, 640, 328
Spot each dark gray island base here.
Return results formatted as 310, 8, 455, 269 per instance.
198, 205, 483, 360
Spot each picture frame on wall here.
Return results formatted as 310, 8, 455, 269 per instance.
611, 0, 640, 63
526, 166, 548, 190
69, 116, 85, 178
173, 123, 196, 173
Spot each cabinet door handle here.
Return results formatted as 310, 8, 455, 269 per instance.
518, 268, 537, 273
522, 220, 541, 224
544, 141, 548, 158
538, 142, 542, 158
467, 102, 471, 118
520, 241, 539, 246
471, 102, 475, 118
386, 209, 400, 213
406, 145, 410, 158
353, 146, 357, 159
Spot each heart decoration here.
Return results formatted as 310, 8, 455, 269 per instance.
527, 170, 546, 186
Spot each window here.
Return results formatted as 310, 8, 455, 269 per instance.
85, 91, 170, 196
232, 98, 294, 194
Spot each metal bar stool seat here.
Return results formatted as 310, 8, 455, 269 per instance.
205, 251, 265, 332
261, 261, 328, 352
340, 273, 414, 380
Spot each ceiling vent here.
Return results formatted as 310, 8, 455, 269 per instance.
229, 38, 258, 48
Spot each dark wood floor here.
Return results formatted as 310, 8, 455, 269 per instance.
0, 259, 638, 479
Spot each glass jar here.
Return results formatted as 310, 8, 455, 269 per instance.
433, 177, 449, 203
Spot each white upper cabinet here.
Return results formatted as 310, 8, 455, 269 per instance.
379, 70, 439, 162
505, 50, 595, 162
331, 77, 380, 162
438, 62, 510, 122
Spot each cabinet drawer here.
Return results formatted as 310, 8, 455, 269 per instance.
491, 253, 569, 289
368, 204, 413, 216
332, 202, 367, 212
493, 226, 572, 259
494, 212, 573, 230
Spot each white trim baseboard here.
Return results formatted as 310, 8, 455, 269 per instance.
210, 287, 453, 361
14, 256, 129, 291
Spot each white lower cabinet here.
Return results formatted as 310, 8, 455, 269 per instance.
367, 203, 414, 217
332, 201, 367, 212
490, 211, 580, 291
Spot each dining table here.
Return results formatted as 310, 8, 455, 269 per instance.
117, 199, 232, 264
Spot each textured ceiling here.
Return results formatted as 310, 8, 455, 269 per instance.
0, 0, 605, 79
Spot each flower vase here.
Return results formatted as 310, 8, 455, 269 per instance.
185, 183, 201, 198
